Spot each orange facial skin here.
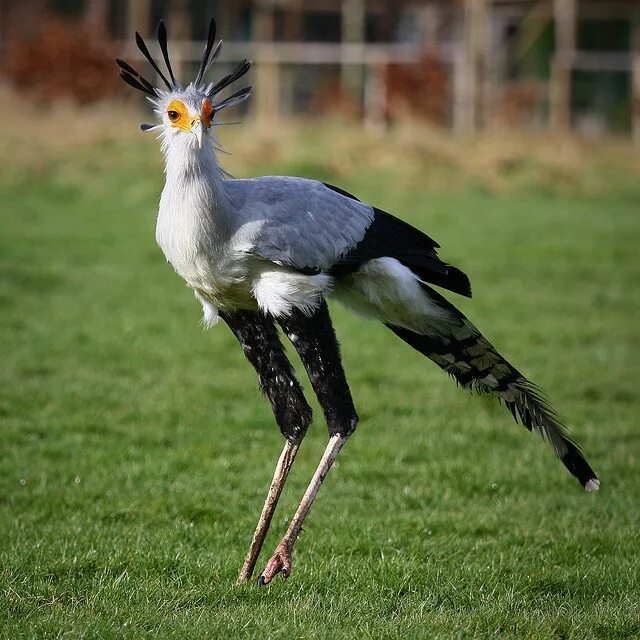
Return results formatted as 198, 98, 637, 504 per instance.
166, 98, 215, 131
201, 99, 214, 128
166, 99, 190, 130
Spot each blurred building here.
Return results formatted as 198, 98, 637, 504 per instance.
1, 0, 639, 140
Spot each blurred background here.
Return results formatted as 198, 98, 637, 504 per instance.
2, 2, 640, 636
2, 0, 640, 136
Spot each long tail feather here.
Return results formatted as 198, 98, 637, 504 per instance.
386, 285, 599, 491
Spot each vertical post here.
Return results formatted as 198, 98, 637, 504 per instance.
254, 2, 279, 123
477, 0, 493, 129
364, 54, 387, 133
341, 0, 366, 103
283, 0, 302, 41
549, 0, 576, 132
281, 0, 301, 116
84, 0, 108, 32
420, 3, 441, 46
454, 0, 489, 135
126, 0, 151, 36
632, 13, 640, 146
490, 11, 508, 128
453, 3, 470, 134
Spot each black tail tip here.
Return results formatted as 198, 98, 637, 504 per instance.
561, 445, 599, 492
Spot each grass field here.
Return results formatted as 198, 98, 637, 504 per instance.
1, 115, 640, 638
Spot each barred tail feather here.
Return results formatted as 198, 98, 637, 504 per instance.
502, 379, 599, 490
387, 286, 599, 491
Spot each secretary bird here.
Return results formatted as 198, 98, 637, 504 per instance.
116, 19, 599, 587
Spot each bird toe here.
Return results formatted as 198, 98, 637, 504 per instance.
257, 541, 293, 586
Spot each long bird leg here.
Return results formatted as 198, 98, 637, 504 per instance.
258, 300, 358, 585
236, 438, 300, 583
219, 309, 313, 584
258, 433, 347, 585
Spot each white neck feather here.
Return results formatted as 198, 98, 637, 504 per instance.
161, 132, 224, 190
156, 130, 233, 268
158, 130, 232, 230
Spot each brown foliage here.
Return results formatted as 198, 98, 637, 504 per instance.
310, 76, 361, 119
494, 81, 545, 128
385, 50, 449, 125
3, 14, 120, 104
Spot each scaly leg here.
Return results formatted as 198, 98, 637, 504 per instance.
258, 301, 358, 585
258, 433, 347, 586
236, 438, 301, 584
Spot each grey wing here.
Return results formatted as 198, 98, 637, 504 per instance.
226, 177, 375, 273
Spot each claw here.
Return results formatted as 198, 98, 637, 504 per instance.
258, 541, 292, 586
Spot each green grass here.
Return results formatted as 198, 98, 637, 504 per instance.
1, 132, 639, 639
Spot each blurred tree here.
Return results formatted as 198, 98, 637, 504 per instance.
3, 10, 119, 103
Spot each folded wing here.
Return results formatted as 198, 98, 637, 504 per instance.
229, 177, 374, 274
232, 177, 470, 298
323, 184, 471, 298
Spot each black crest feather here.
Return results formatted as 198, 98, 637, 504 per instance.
214, 85, 253, 111
118, 17, 253, 117
195, 17, 217, 86
116, 58, 158, 96
118, 70, 157, 97
208, 59, 252, 97
204, 39, 224, 78
135, 30, 172, 90
157, 20, 177, 88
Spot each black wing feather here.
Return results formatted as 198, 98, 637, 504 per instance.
323, 183, 472, 298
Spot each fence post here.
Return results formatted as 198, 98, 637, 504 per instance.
549, 0, 576, 132
364, 54, 387, 133
84, 0, 108, 32
126, 0, 150, 36
254, 3, 279, 123
632, 13, 640, 146
454, 0, 489, 135
341, 0, 365, 102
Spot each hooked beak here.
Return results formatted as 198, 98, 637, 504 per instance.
190, 118, 205, 149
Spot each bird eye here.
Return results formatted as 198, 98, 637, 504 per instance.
167, 110, 179, 122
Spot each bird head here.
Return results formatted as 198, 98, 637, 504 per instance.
116, 18, 251, 152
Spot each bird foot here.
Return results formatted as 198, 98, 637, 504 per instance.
257, 540, 292, 587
